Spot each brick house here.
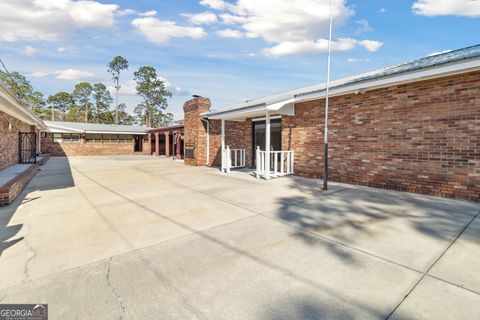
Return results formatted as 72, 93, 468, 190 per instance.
182, 44, 480, 201
0, 81, 46, 170
41, 121, 151, 156
0, 80, 47, 206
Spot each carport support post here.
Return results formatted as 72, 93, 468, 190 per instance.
147, 133, 152, 155
221, 118, 225, 172
265, 111, 271, 180
165, 131, 170, 158
154, 132, 159, 156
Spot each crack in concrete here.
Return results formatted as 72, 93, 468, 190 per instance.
106, 258, 127, 320
22, 226, 37, 284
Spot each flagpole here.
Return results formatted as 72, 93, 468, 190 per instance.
323, 0, 334, 190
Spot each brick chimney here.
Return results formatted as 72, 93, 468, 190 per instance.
183, 96, 211, 166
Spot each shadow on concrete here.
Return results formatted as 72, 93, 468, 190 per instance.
275, 176, 480, 255
0, 157, 75, 258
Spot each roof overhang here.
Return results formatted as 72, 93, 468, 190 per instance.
45, 123, 147, 135
296, 58, 480, 103
206, 98, 295, 121
0, 85, 46, 129
203, 58, 480, 121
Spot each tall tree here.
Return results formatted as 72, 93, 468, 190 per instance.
47, 92, 74, 121
133, 66, 172, 128
92, 83, 113, 123
117, 103, 135, 125
0, 71, 47, 118
72, 82, 93, 123
107, 56, 129, 125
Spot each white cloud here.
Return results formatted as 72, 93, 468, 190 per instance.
117, 9, 156, 17
22, 45, 38, 57
139, 10, 158, 17
358, 40, 383, 52
108, 78, 190, 97
263, 38, 383, 57
29, 71, 50, 78
413, 0, 480, 17
54, 69, 96, 80
347, 57, 370, 63
200, 0, 228, 10
182, 12, 217, 25
216, 28, 244, 38
0, 0, 118, 42
197, 0, 384, 56
108, 79, 137, 96
57, 47, 67, 53
379, 8, 386, 14
117, 8, 136, 16
355, 19, 373, 34
132, 17, 207, 44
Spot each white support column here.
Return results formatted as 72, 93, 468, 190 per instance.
221, 118, 225, 172
265, 111, 271, 180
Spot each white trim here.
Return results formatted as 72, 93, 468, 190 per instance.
252, 115, 281, 122
296, 59, 480, 103
0, 86, 46, 128
205, 58, 480, 120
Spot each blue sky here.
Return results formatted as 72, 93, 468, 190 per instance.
0, 0, 479, 120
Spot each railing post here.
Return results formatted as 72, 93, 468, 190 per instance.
256, 146, 260, 179
234, 148, 237, 168
291, 149, 294, 174
221, 118, 225, 172
226, 145, 231, 173
274, 152, 278, 177
280, 152, 284, 175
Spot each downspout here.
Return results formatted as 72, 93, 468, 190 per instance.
201, 118, 210, 166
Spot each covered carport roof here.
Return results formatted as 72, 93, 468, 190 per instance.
203, 44, 480, 121
44, 121, 151, 135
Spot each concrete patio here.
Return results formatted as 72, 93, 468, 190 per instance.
0, 156, 479, 319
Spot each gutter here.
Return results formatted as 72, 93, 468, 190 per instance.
201, 118, 210, 165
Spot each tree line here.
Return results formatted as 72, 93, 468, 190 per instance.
0, 56, 174, 128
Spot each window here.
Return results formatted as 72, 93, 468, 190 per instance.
54, 133, 80, 143
85, 133, 102, 143
102, 134, 119, 144
53, 133, 63, 143
41, 131, 47, 138
118, 135, 133, 144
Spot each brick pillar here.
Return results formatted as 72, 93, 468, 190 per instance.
183, 96, 211, 166
176, 134, 181, 158
165, 131, 170, 158
148, 133, 152, 155
154, 132, 159, 156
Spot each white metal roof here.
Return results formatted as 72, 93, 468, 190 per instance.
205, 44, 480, 120
44, 121, 151, 135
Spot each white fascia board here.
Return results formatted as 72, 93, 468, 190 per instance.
296, 59, 480, 103
207, 104, 267, 121
266, 98, 295, 111
46, 124, 84, 133
0, 89, 45, 128
85, 131, 147, 135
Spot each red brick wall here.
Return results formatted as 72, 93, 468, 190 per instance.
207, 120, 253, 167
183, 97, 212, 166
0, 110, 35, 170
42, 133, 149, 156
282, 71, 480, 200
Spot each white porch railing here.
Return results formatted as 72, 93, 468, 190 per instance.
222, 146, 246, 173
256, 147, 294, 179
